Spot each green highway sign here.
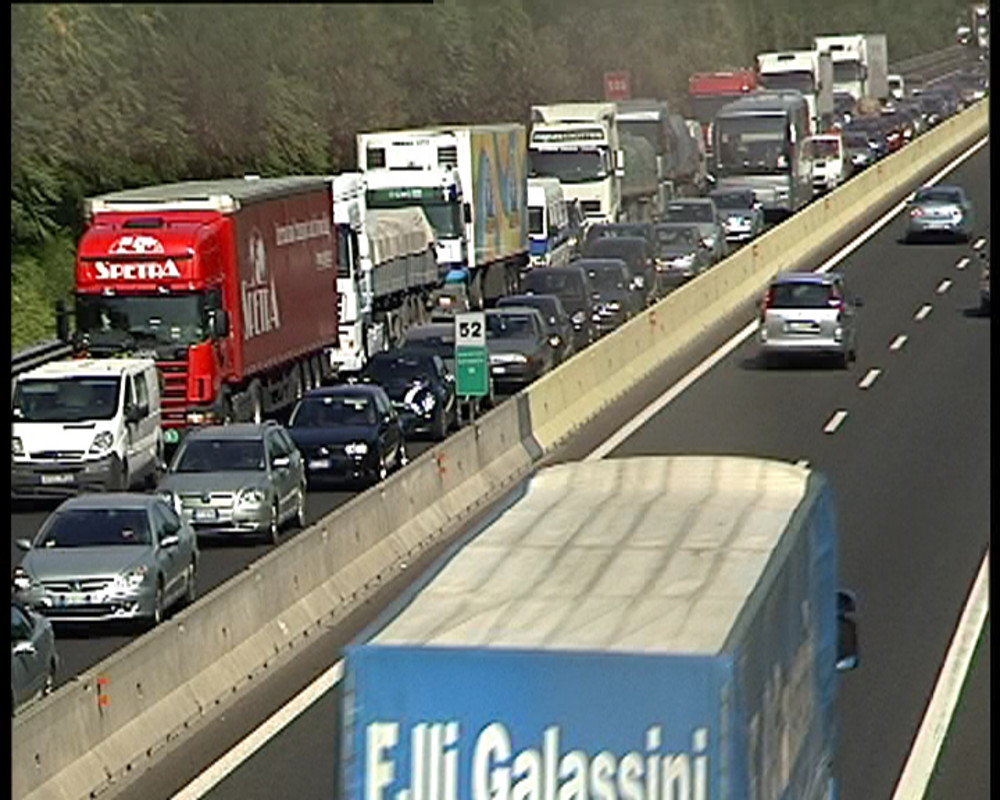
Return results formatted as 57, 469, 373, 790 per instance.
455, 312, 490, 398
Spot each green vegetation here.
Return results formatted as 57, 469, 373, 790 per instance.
10, 1, 970, 352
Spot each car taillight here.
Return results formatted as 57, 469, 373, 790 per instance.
910, 207, 924, 217
761, 288, 774, 314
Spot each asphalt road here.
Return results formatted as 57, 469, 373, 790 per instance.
110, 127, 990, 800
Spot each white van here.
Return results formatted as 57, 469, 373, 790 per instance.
806, 133, 847, 194
12, 359, 164, 497
527, 178, 572, 269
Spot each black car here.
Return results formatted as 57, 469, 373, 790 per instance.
496, 293, 576, 366
652, 223, 713, 290
288, 385, 405, 487
581, 236, 656, 306
913, 91, 949, 127
522, 266, 598, 351
363, 350, 457, 441
583, 222, 656, 253
485, 307, 554, 392
576, 259, 641, 335
401, 323, 495, 414
842, 131, 875, 172
843, 119, 888, 160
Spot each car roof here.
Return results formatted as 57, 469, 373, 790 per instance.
772, 271, 841, 285
587, 236, 647, 248
667, 197, 713, 206
55, 493, 160, 511
184, 423, 272, 441
405, 323, 454, 337
488, 306, 543, 318
19, 358, 154, 381
527, 265, 586, 276
574, 257, 628, 268
303, 384, 380, 399
500, 293, 559, 308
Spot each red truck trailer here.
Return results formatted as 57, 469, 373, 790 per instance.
688, 70, 759, 152
70, 176, 339, 444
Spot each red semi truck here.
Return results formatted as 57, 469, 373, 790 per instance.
65, 176, 339, 445
688, 70, 759, 152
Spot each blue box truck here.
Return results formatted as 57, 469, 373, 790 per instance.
341, 456, 859, 800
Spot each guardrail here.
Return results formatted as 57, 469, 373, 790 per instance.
12, 97, 989, 800
11, 340, 72, 379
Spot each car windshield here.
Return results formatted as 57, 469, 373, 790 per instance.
368, 355, 433, 383
529, 151, 606, 184
760, 71, 815, 94
914, 188, 961, 204
807, 138, 841, 158
35, 508, 151, 548
587, 269, 627, 292
664, 204, 714, 223
173, 439, 265, 473
656, 227, 699, 247
843, 133, 869, 147
709, 193, 751, 210
291, 396, 377, 428
528, 207, 544, 236
487, 313, 535, 339
833, 62, 865, 82
13, 377, 121, 423
590, 225, 647, 242
769, 281, 842, 309
525, 272, 583, 300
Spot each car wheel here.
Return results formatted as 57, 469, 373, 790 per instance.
267, 501, 281, 545
294, 482, 307, 528
397, 440, 409, 470
108, 456, 127, 492
433, 408, 448, 441
373, 451, 388, 485
151, 578, 165, 628
43, 659, 56, 696
183, 559, 198, 605
836, 351, 850, 370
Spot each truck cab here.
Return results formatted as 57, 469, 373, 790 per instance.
805, 133, 847, 193
756, 50, 834, 133
529, 103, 624, 225
814, 35, 868, 101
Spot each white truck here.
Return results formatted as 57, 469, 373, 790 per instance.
813, 34, 889, 104
529, 103, 624, 225
526, 178, 572, 269
357, 124, 529, 309
328, 173, 439, 373
756, 49, 834, 133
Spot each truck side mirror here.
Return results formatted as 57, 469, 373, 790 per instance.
836, 589, 859, 672
213, 310, 230, 338
463, 203, 472, 225
55, 299, 70, 343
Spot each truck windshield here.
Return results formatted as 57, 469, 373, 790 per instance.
76, 293, 211, 353
833, 62, 865, 82
528, 207, 545, 236
715, 116, 790, 176
760, 71, 815, 94
690, 95, 741, 125
529, 151, 606, 184
366, 194, 462, 239
618, 120, 666, 153
13, 377, 121, 423
806, 139, 842, 159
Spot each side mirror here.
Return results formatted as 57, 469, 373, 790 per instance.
463, 203, 472, 225
160, 534, 180, 549
212, 310, 230, 338
272, 455, 291, 469
836, 589, 860, 672
125, 404, 143, 424
12, 641, 37, 657
16, 538, 32, 552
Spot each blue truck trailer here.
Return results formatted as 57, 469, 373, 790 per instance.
341, 456, 859, 800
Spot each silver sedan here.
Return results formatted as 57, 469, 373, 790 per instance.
12, 601, 59, 714
13, 494, 199, 629
904, 185, 975, 242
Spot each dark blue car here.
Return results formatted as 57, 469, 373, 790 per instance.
362, 350, 458, 441
287, 385, 406, 487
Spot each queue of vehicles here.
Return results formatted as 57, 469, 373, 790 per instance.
11, 30, 985, 719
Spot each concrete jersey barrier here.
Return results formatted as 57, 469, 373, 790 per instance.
12, 99, 988, 800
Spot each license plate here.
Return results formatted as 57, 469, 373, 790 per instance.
57, 593, 87, 607
309, 459, 331, 470
492, 366, 507, 375
787, 321, 819, 333
194, 508, 218, 521
40, 474, 74, 486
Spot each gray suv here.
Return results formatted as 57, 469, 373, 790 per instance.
758, 272, 862, 368
157, 422, 307, 544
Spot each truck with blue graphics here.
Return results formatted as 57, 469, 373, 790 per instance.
357, 124, 529, 309
340, 455, 860, 800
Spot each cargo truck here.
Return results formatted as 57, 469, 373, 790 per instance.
813, 34, 889, 104
687, 70, 759, 153
329, 173, 438, 373
756, 50, 835, 133
340, 455, 860, 800
65, 177, 339, 443
527, 178, 573, 270
358, 124, 529, 309
529, 103, 625, 225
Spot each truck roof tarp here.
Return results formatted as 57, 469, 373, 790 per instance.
87, 176, 331, 211
367, 456, 816, 655
365, 207, 435, 267
619, 132, 658, 192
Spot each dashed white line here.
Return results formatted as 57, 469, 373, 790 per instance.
956, 257, 970, 270
823, 410, 849, 434
890, 334, 909, 351
858, 368, 882, 390
915, 304, 933, 321
936, 279, 953, 294
972, 237, 987, 250
890, 549, 990, 800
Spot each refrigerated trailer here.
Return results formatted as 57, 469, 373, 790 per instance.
341, 455, 859, 800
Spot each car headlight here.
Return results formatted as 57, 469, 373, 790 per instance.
12, 436, 23, 457
571, 310, 587, 326
112, 566, 149, 591
157, 491, 180, 513
702, 236, 717, 249
89, 431, 114, 455
344, 442, 369, 457
237, 486, 268, 506
548, 335, 562, 348
419, 392, 436, 413
12, 567, 33, 593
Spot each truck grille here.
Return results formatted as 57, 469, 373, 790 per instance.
158, 360, 189, 425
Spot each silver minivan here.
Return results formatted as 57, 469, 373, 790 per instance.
758, 272, 862, 368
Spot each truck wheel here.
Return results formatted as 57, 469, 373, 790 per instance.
310, 356, 325, 389
292, 364, 304, 402
108, 456, 127, 492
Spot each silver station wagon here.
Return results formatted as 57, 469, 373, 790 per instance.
758, 272, 863, 368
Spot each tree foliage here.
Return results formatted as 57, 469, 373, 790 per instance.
10, 0, 972, 351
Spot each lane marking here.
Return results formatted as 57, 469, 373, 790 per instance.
890, 549, 990, 800
822, 410, 849, 434
956, 257, 969, 270
170, 661, 344, 800
972, 237, 986, 250
165, 133, 992, 800
915, 304, 933, 321
890, 334, 909, 351
858, 368, 882, 390
586, 134, 989, 461
936, 279, 953, 294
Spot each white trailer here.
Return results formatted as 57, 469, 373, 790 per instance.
757, 49, 835, 133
